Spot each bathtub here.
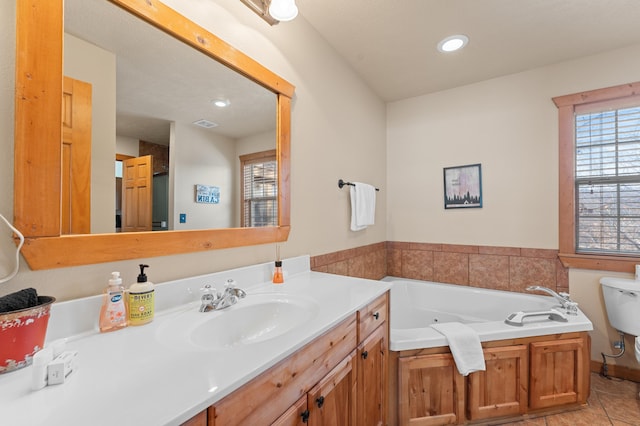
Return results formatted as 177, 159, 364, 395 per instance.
384, 277, 593, 351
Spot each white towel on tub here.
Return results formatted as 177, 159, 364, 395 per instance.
431, 322, 486, 376
350, 182, 376, 231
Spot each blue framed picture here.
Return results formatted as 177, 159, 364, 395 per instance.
195, 184, 220, 204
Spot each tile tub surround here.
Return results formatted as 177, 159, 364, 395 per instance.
311, 242, 387, 280
311, 241, 568, 294
0, 256, 390, 426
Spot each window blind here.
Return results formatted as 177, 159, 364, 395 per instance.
575, 106, 640, 254
242, 158, 277, 227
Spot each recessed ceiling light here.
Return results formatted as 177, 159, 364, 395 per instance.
437, 35, 469, 53
211, 98, 230, 108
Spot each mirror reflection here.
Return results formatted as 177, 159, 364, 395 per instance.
64, 0, 277, 234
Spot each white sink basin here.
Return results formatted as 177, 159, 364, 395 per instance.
156, 293, 319, 351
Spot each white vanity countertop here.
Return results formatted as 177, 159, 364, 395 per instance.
0, 257, 390, 426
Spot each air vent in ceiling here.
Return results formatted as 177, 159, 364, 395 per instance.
193, 119, 218, 129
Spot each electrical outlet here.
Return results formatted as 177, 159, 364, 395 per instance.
179, 213, 186, 223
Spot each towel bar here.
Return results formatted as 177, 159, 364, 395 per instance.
338, 179, 379, 191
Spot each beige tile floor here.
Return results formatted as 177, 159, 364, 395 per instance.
497, 373, 640, 426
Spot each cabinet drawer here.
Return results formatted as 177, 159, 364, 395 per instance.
358, 293, 388, 343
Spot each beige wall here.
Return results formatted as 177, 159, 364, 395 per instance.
115, 135, 139, 158
0, 0, 386, 299
387, 44, 640, 368
172, 122, 236, 230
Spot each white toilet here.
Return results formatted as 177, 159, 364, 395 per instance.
600, 277, 640, 362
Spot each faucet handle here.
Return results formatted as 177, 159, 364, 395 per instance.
199, 284, 218, 312
564, 300, 579, 315
200, 284, 218, 299
559, 291, 571, 299
224, 279, 246, 299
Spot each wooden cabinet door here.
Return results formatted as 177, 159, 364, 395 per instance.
308, 352, 356, 426
357, 325, 387, 426
529, 337, 589, 410
273, 396, 308, 426
398, 353, 465, 426
180, 409, 207, 426
467, 345, 528, 420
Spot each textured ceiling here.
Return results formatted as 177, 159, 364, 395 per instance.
65, 0, 276, 145
296, 0, 640, 101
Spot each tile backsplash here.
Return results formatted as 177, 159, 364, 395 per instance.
311, 242, 568, 294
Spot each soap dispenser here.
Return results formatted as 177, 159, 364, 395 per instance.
99, 272, 128, 332
272, 244, 284, 284
127, 264, 155, 326
272, 261, 284, 284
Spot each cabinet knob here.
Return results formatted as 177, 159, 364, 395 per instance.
373, 312, 380, 320
316, 395, 325, 408
361, 350, 369, 360
301, 409, 310, 423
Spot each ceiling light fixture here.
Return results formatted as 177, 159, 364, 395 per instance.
211, 98, 230, 108
437, 35, 469, 53
268, 0, 298, 22
239, 0, 278, 25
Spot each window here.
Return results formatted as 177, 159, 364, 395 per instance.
575, 106, 640, 253
239, 150, 278, 227
554, 81, 640, 271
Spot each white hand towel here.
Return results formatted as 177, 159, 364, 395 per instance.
350, 182, 376, 231
431, 322, 486, 376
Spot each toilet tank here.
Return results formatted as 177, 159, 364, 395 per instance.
601, 277, 640, 336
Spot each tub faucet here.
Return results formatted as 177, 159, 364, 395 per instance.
199, 279, 246, 312
526, 286, 578, 315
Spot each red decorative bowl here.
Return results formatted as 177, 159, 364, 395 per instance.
0, 296, 55, 374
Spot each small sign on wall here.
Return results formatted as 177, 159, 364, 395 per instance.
195, 184, 220, 204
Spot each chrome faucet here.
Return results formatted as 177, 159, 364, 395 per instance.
526, 285, 578, 315
199, 279, 247, 312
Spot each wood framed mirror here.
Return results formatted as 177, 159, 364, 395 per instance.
14, 0, 294, 270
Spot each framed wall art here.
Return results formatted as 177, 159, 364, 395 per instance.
195, 184, 220, 204
443, 163, 482, 209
